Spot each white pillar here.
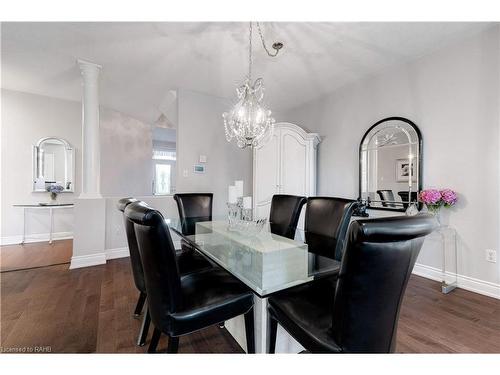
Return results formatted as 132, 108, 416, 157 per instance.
71, 59, 106, 270
78, 59, 102, 199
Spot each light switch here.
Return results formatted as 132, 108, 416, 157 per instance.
183, 169, 189, 177
199, 155, 207, 163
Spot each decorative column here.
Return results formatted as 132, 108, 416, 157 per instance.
78, 59, 102, 199
71, 59, 106, 269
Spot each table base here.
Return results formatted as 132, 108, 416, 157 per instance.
225, 295, 304, 354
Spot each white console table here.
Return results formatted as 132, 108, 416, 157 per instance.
13, 203, 74, 244
354, 209, 458, 294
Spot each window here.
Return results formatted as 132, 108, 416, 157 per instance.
152, 127, 177, 195
154, 164, 171, 195
153, 149, 177, 161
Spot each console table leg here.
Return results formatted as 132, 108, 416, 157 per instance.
442, 282, 458, 294
21, 208, 26, 244
49, 207, 53, 244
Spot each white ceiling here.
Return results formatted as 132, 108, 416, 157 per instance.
1, 22, 494, 124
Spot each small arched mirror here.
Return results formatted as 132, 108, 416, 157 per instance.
359, 117, 422, 211
32, 137, 75, 193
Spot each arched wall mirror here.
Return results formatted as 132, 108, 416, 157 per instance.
359, 117, 422, 211
32, 137, 75, 193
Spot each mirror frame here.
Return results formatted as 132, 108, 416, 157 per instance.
32, 137, 75, 193
358, 116, 423, 212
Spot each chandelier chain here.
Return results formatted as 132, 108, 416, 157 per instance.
248, 22, 253, 80
256, 22, 280, 57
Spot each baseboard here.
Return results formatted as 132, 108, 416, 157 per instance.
105, 247, 130, 260
413, 263, 500, 300
1, 231, 73, 246
69, 253, 106, 269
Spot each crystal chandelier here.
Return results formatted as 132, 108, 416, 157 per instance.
223, 22, 283, 149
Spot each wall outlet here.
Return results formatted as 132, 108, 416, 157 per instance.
485, 249, 497, 263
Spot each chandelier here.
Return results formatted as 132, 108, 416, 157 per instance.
223, 22, 283, 149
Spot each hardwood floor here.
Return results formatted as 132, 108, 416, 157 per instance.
0, 240, 72, 272
1, 257, 499, 353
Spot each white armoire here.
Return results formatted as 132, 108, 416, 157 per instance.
253, 122, 321, 238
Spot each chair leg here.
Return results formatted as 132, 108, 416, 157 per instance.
147, 328, 161, 353
137, 308, 151, 346
167, 336, 179, 354
133, 292, 147, 318
244, 307, 255, 354
268, 314, 278, 354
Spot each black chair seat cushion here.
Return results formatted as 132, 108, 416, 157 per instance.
168, 268, 254, 336
268, 281, 341, 353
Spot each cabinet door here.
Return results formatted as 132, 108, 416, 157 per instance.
253, 130, 280, 220
280, 128, 308, 196
280, 128, 310, 240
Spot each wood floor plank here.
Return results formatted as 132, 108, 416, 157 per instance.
1, 240, 72, 272
1, 244, 499, 353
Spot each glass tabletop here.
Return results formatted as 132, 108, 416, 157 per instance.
13, 203, 74, 207
166, 217, 340, 297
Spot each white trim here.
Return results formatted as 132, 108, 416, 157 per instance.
0, 231, 73, 246
105, 247, 129, 260
78, 192, 103, 199
274, 122, 321, 147
413, 263, 500, 300
69, 252, 106, 269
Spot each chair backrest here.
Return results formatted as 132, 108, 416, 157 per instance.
117, 197, 145, 293
173, 193, 213, 235
331, 214, 437, 353
376, 190, 396, 208
397, 191, 418, 209
269, 195, 307, 239
304, 197, 357, 261
124, 201, 182, 330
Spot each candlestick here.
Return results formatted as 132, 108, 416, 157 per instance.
235, 180, 244, 198
228, 185, 237, 204
243, 196, 252, 209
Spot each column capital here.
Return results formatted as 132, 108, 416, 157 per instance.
77, 59, 102, 76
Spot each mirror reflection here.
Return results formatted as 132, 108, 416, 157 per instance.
359, 117, 422, 211
33, 137, 74, 192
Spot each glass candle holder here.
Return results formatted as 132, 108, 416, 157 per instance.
241, 208, 253, 221
227, 202, 240, 225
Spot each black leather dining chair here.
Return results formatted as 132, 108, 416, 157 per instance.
117, 197, 212, 347
173, 193, 214, 254
376, 189, 397, 208
125, 201, 255, 354
267, 214, 437, 353
398, 191, 418, 209
173, 193, 213, 236
269, 195, 307, 240
304, 197, 357, 261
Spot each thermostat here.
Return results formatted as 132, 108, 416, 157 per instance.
193, 165, 205, 174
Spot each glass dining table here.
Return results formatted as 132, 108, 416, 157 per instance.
165, 216, 341, 353
166, 217, 341, 298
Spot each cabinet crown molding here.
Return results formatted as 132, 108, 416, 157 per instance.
274, 122, 321, 146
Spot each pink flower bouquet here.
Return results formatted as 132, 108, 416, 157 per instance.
418, 188, 457, 213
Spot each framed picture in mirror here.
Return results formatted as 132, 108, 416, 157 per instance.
395, 158, 417, 182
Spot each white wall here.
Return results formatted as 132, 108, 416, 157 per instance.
176, 89, 253, 215
100, 108, 154, 197
283, 26, 500, 289
1, 89, 80, 243
1, 89, 156, 243
1, 87, 251, 263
